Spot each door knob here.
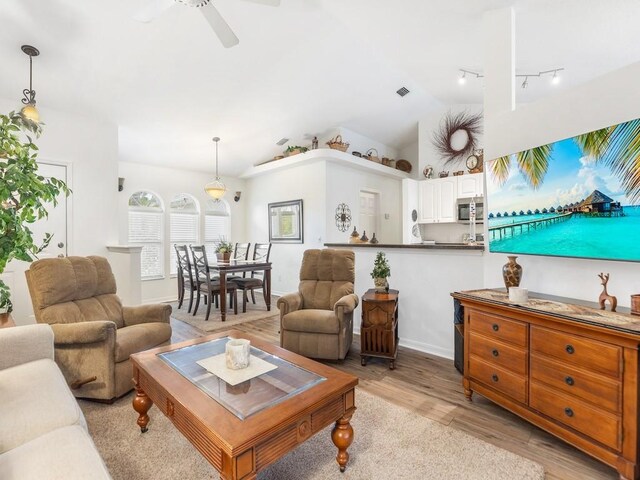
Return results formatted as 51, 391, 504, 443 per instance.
57, 242, 65, 248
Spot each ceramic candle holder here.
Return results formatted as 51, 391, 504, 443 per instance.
225, 338, 251, 370
509, 287, 529, 304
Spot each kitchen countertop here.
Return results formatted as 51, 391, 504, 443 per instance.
324, 242, 485, 251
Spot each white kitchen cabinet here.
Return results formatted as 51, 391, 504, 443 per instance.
456, 173, 484, 199
419, 177, 457, 223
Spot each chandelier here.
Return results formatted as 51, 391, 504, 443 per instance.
204, 137, 226, 200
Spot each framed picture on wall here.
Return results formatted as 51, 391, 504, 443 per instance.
269, 199, 303, 243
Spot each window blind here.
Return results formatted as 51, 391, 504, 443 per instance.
170, 212, 199, 275
129, 211, 164, 279
204, 214, 231, 259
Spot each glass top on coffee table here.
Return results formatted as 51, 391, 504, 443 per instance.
158, 337, 326, 419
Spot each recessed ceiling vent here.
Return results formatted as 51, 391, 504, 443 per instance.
396, 87, 410, 97
276, 137, 289, 146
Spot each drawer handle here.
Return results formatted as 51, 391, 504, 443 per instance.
565, 376, 575, 386
491, 374, 499, 382
492, 349, 499, 357
492, 323, 499, 332
565, 344, 575, 354
564, 407, 574, 418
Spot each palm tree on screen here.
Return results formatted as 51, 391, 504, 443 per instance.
490, 118, 640, 203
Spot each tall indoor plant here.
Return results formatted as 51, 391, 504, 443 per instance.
0, 111, 69, 314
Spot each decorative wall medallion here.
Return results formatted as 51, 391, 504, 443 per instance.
335, 203, 352, 232
432, 110, 482, 165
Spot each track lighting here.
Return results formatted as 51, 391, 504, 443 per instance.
458, 68, 564, 89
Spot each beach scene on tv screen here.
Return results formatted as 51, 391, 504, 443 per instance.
487, 117, 640, 262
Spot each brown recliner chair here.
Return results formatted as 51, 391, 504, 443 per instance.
25, 256, 172, 401
278, 249, 359, 360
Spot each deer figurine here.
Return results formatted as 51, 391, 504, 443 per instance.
598, 273, 617, 312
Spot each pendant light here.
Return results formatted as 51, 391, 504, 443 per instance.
20, 45, 41, 123
204, 137, 226, 200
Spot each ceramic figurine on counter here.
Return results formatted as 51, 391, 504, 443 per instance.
311, 136, 318, 149
370, 233, 379, 244
360, 230, 369, 243
350, 226, 360, 244
598, 273, 617, 312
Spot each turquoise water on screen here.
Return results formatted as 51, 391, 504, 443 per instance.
488, 206, 640, 261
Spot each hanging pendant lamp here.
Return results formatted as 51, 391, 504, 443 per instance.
204, 137, 227, 200
20, 45, 41, 123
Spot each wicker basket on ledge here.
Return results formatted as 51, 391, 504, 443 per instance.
326, 135, 350, 152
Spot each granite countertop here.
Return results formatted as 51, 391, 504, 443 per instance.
452, 288, 640, 335
324, 242, 485, 251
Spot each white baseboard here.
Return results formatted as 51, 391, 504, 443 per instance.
142, 295, 178, 305
353, 328, 454, 361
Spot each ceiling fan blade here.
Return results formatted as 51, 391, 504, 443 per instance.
133, 0, 176, 23
239, 0, 281, 6
200, 3, 240, 48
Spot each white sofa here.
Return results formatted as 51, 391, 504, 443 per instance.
0, 324, 111, 479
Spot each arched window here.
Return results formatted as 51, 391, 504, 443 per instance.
204, 198, 231, 259
169, 194, 200, 275
128, 191, 164, 280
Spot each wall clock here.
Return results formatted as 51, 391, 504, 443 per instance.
335, 203, 352, 232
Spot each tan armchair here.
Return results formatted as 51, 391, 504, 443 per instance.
25, 256, 172, 401
278, 249, 358, 360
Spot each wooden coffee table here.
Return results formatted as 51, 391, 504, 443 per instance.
131, 330, 358, 480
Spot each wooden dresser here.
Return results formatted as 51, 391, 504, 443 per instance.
452, 289, 640, 480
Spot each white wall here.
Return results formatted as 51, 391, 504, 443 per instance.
483, 21, 640, 305
244, 161, 327, 295
349, 247, 484, 359
0, 99, 119, 323
118, 161, 246, 303
325, 163, 402, 245
418, 104, 484, 178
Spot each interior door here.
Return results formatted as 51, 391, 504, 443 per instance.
359, 190, 379, 239
2, 162, 69, 324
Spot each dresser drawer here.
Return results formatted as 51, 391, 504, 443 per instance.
468, 310, 528, 347
530, 326, 621, 378
530, 353, 621, 413
469, 355, 527, 403
469, 332, 528, 376
530, 381, 621, 451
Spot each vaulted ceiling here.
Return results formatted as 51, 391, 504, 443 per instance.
1, 0, 639, 175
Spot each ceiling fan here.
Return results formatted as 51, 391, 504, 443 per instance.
133, 0, 281, 48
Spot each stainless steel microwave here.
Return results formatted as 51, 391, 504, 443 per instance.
457, 200, 484, 222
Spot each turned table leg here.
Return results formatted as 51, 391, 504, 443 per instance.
463, 378, 473, 401
133, 385, 153, 433
331, 411, 354, 472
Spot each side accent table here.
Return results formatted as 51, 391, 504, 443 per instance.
360, 288, 399, 369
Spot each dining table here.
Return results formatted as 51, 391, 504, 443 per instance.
207, 259, 272, 322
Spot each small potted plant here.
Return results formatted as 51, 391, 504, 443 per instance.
215, 239, 234, 263
284, 145, 308, 157
371, 252, 390, 292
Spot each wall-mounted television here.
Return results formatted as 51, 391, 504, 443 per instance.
487, 117, 640, 262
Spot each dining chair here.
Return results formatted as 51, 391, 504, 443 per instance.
232, 243, 272, 313
175, 244, 197, 313
228, 243, 251, 281
190, 245, 238, 320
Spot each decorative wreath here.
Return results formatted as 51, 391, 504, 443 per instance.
335, 203, 352, 232
432, 110, 483, 165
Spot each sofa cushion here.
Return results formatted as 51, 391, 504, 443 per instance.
0, 425, 111, 479
114, 323, 172, 363
281, 309, 340, 335
0, 359, 86, 453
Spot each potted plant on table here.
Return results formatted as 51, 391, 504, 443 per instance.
371, 252, 390, 293
0, 112, 69, 321
215, 239, 234, 263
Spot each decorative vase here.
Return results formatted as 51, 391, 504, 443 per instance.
374, 277, 387, 292
225, 338, 250, 370
217, 252, 231, 263
360, 230, 369, 243
370, 233, 379, 244
502, 255, 523, 290
349, 226, 360, 244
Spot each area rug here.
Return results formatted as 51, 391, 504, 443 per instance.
170, 294, 279, 333
80, 389, 544, 480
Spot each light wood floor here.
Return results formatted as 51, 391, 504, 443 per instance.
170, 314, 617, 480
